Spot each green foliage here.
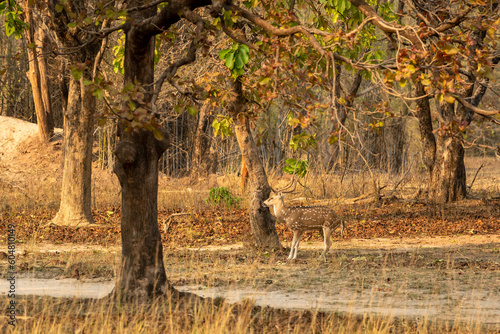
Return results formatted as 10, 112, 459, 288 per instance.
283, 158, 308, 178
289, 132, 317, 151
212, 115, 234, 138
113, 32, 161, 76
113, 34, 125, 75
219, 43, 250, 78
318, 0, 364, 25
0, 1, 27, 39
205, 187, 242, 209
69, 62, 87, 81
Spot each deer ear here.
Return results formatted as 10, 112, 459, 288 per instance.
281, 193, 286, 199
278, 192, 282, 197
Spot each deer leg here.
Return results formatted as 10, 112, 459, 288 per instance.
291, 231, 304, 260
340, 221, 346, 238
288, 231, 299, 259
320, 226, 332, 259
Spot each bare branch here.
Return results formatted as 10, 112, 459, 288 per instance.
142, 0, 212, 37
93, 19, 112, 79
434, 7, 472, 33
345, 17, 375, 38
454, 95, 500, 117
152, 8, 205, 110
221, 21, 257, 50
348, 0, 424, 49
479, 114, 500, 126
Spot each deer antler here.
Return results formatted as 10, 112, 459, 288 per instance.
271, 161, 298, 194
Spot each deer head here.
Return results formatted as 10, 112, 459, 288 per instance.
264, 161, 298, 211
262, 192, 285, 208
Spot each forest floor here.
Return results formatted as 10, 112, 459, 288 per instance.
1, 115, 500, 332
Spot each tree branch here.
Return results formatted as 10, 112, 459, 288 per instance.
141, 0, 212, 37
348, 0, 424, 49
225, 3, 382, 71
454, 95, 500, 117
221, 21, 256, 50
152, 8, 205, 110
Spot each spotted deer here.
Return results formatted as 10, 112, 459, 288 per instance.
263, 192, 344, 260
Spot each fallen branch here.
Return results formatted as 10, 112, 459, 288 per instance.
467, 163, 484, 192
389, 152, 418, 197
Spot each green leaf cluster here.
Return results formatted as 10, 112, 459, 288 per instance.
289, 132, 317, 151
205, 187, 242, 209
212, 115, 234, 138
0, 1, 27, 39
219, 43, 250, 78
283, 158, 308, 178
113, 35, 126, 75
319, 0, 352, 15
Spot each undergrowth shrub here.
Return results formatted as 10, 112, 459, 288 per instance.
205, 187, 241, 209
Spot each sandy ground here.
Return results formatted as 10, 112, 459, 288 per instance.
10, 234, 500, 254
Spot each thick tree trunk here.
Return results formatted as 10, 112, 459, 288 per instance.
415, 83, 467, 202
40, 1, 101, 226
51, 76, 94, 226
113, 4, 171, 299
386, 118, 406, 174
235, 119, 281, 249
429, 135, 467, 202
229, 79, 281, 250
415, 83, 437, 187
114, 129, 170, 299
23, 4, 54, 142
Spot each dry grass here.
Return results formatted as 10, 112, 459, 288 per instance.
2, 240, 499, 333
2, 292, 494, 333
0, 292, 410, 333
1, 144, 498, 212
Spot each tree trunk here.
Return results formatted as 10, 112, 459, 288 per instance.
415, 83, 437, 187
51, 76, 94, 226
229, 79, 281, 250
415, 82, 468, 202
328, 69, 361, 171
22, 3, 54, 142
113, 5, 171, 299
191, 102, 215, 179
428, 134, 467, 202
114, 128, 170, 300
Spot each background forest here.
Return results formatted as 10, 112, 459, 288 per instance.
1, 0, 498, 189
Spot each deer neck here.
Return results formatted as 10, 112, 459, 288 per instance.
272, 200, 287, 220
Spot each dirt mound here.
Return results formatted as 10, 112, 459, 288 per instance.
0, 116, 120, 211
0, 116, 63, 186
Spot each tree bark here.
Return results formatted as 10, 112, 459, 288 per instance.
51, 75, 94, 226
41, 1, 101, 227
191, 102, 215, 179
415, 83, 437, 185
113, 3, 171, 299
22, 3, 54, 142
415, 83, 468, 202
413, 26, 491, 203
229, 78, 281, 249
114, 128, 170, 299
428, 134, 467, 202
